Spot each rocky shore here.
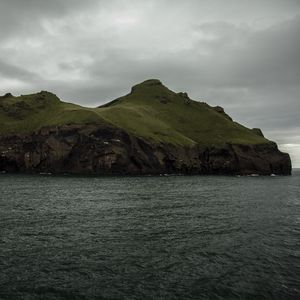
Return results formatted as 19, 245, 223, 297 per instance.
0, 124, 291, 175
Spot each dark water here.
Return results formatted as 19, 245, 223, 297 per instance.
0, 171, 299, 300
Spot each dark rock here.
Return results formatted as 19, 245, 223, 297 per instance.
131, 79, 163, 93
252, 128, 264, 137
178, 92, 191, 104
155, 94, 169, 104
212, 106, 233, 121
178, 92, 189, 99
0, 124, 291, 175
139, 79, 163, 87
1, 93, 13, 98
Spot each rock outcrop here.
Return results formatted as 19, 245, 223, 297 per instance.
0, 80, 292, 175
0, 124, 291, 175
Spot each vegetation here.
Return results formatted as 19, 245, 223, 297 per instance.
0, 80, 269, 146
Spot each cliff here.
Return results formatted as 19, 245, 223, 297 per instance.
0, 80, 291, 175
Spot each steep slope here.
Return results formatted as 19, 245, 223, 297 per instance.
0, 80, 291, 175
97, 79, 268, 146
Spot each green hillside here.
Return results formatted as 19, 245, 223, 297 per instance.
0, 80, 268, 146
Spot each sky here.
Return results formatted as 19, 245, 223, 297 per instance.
0, 0, 299, 167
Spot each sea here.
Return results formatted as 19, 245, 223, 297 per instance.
0, 170, 299, 300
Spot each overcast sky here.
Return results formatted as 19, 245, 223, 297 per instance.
0, 0, 299, 166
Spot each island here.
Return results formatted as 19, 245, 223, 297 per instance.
0, 79, 291, 175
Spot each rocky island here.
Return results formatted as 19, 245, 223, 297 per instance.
0, 79, 291, 175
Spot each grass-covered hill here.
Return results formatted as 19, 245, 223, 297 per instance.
0, 79, 268, 146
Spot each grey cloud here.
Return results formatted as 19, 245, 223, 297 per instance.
0, 60, 37, 80
0, 0, 99, 40
185, 16, 300, 89
0, 0, 98, 20
0, 0, 299, 165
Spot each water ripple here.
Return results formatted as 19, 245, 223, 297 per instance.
0, 172, 299, 299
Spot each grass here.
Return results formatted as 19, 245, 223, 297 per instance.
0, 91, 106, 134
0, 80, 269, 146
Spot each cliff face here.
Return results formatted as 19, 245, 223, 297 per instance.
0, 124, 291, 175
0, 79, 292, 175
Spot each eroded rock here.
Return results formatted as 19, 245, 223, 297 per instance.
0, 124, 291, 175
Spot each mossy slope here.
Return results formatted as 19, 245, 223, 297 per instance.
0, 80, 268, 146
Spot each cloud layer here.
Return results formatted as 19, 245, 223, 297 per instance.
1, 0, 299, 166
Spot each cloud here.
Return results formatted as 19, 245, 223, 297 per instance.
0, 0, 299, 166
279, 144, 300, 168
0, 60, 37, 80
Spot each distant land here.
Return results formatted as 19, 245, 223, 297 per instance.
0, 79, 291, 175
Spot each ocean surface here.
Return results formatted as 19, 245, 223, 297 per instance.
0, 171, 299, 300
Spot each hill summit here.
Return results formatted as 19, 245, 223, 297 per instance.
0, 80, 291, 175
